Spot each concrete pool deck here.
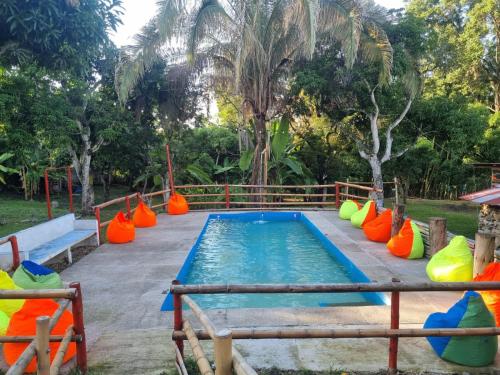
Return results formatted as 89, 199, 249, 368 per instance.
60, 210, 500, 374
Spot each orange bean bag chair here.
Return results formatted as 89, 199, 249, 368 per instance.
474, 263, 500, 326
106, 211, 135, 244
133, 201, 157, 228
387, 218, 424, 259
167, 193, 189, 215
4, 299, 76, 373
363, 209, 392, 243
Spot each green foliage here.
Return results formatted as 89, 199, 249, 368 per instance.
239, 150, 254, 172
0, 153, 17, 184
186, 164, 214, 184
0, 0, 122, 75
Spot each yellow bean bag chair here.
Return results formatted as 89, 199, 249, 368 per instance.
133, 201, 157, 228
426, 236, 473, 282
350, 200, 377, 228
0, 310, 10, 335
0, 271, 25, 317
387, 218, 424, 259
339, 200, 362, 220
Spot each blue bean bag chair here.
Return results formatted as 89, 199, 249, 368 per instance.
12, 261, 63, 290
424, 291, 497, 366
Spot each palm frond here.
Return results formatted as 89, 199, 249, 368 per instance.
359, 21, 392, 84
114, 0, 186, 104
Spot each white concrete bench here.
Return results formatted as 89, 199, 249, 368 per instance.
0, 214, 98, 268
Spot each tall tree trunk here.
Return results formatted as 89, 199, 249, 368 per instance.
250, 113, 267, 202
368, 157, 384, 208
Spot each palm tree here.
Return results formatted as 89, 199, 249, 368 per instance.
115, 0, 393, 191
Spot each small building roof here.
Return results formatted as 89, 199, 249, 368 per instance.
460, 187, 500, 205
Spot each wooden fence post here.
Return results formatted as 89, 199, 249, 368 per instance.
474, 233, 496, 277
388, 278, 400, 375
125, 196, 131, 219
429, 217, 447, 256
8, 236, 20, 271
94, 207, 101, 245
225, 184, 230, 209
44, 170, 52, 220
391, 204, 405, 237
172, 280, 184, 357
70, 282, 87, 373
214, 329, 232, 375
36, 316, 50, 375
335, 183, 340, 209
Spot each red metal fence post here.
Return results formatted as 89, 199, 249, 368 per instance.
67, 166, 73, 213
172, 280, 184, 357
125, 196, 131, 219
388, 279, 400, 374
335, 183, 340, 209
70, 282, 87, 374
225, 184, 230, 209
94, 207, 101, 244
8, 236, 20, 270
44, 169, 52, 219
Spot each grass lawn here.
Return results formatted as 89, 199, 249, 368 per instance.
0, 185, 131, 238
385, 198, 479, 239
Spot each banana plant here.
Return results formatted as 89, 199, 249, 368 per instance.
0, 153, 18, 185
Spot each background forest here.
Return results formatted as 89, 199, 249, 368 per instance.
0, 0, 498, 223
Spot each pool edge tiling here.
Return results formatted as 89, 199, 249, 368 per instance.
161, 211, 386, 311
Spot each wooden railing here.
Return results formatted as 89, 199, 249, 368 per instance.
92, 189, 170, 243
174, 184, 338, 209
170, 280, 500, 375
2, 283, 87, 375
0, 236, 20, 271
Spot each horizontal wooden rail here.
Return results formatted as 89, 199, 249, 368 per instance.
172, 326, 500, 340
335, 181, 379, 192
0, 335, 80, 343
170, 281, 500, 294
227, 202, 336, 206
228, 193, 336, 197
141, 189, 170, 198
339, 193, 370, 201
175, 184, 336, 189
93, 193, 137, 210
0, 289, 76, 299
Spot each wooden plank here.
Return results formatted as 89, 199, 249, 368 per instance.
172, 326, 500, 340
183, 320, 214, 375
0, 289, 75, 299
49, 325, 73, 375
233, 348, 258, 375
181, 296, 217, 339
171, 281, 500, 294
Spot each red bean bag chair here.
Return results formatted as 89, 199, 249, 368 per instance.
4, 299, 76, 373
167, 193, 189, 215
106, 211, 135, 244
133, 201, 157, 228
363, 209, 392, 243
387, 218, 424, 259
474, 263, 500, 326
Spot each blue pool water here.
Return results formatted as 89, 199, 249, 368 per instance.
161, 212, 385, 310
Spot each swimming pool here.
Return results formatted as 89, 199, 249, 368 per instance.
161, 212, 385, 310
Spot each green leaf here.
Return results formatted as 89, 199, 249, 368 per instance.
214, 165, 235, 174
0, 153, 14, 163
153, 174, 163, 187
283, 157, 303, 175
239, 150, 254, 171
186, 164, 214, 184
271, 117, 290, 161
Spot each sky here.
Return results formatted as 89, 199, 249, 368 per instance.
111, 0, 407, 47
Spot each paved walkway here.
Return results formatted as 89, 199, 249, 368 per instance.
60, 211, 500, 374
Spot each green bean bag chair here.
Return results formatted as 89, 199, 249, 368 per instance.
12, 261, 63, 290
426, 236, 473, 282
350, 200, 377, 228
424, 291, 497, 366
339, 200, 362, 220
0, 310, 9, 335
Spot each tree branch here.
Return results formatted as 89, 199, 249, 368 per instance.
381, 97, 413, 163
